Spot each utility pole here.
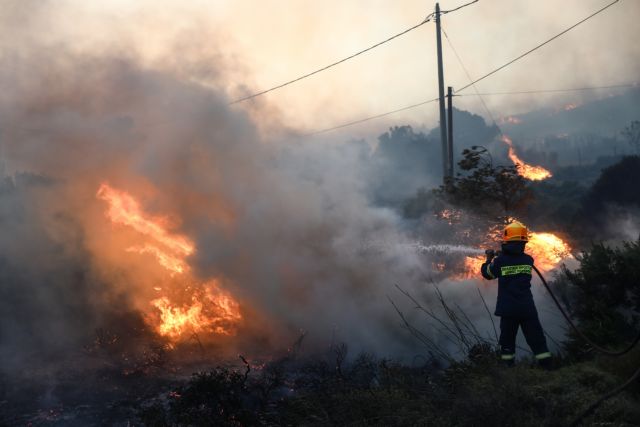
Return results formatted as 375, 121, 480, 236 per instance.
435, 3, 449, 182
447, 86, 454, 178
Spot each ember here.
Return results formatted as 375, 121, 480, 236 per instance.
500, 116, 522, 125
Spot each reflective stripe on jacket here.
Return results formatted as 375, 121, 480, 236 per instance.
480, 241, 537, 317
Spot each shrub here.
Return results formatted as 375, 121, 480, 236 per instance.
556, 239, 640, 358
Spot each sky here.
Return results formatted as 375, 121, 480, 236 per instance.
3, 0, 639, 140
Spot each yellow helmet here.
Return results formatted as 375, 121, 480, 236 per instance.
503, 221, 529, 242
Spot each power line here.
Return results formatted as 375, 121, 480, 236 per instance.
455, 83, 638, 96
441, 0, 479, 15
306, 98, 439, 136
444, 25, 638, 142
305, 80, 637, 135
229, 15, 434, 105
456, 0, 620, 93
303, 0, 624, 135
229, 0, 481, 105
442, 26, 498, 127
299, 0, 625, 136
445, 27, 640, 420
442, 24, 638, 157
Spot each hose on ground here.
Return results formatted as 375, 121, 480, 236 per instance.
570, 364, 640, 426
532, 264, 640, 425
532, 264, 640, 357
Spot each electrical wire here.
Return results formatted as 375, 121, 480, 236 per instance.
442, 26, 499, 127
456, 0, 621, 93
302, 0, 623, 135
305, 97, 440, 136
446, 13, 640, 417
228, 14, 435, 105
455, 83, 638, 96
441, 0, 479, 15
304, 78, 637, 135
229, 0, 481, 105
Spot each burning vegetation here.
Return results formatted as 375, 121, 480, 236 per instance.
501, 135, 553, 181
97, 183, 242, 342
452, 219, 572, 279
427, 144, 570, 279
1, 3, 639, 423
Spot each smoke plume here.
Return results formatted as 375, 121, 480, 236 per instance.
0, 3, 572, 383
0, 29, 442, 368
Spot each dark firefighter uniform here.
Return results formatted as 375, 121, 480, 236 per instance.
480, 221, 552, 367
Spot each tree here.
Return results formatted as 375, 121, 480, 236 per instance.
370, 125, 435, 203
437, 146, 533, 223
526, 180, 586, 231
622, 120, 640, 154
580, 155, 640, 234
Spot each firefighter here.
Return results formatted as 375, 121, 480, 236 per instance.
480, 221, 552, 369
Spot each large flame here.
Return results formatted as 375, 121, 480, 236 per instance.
97, 184, 194, 257
457, 220, 572, 279
97, 183, 242, 342
526, 231, 572, 272
459, 255, 485, 279
151, 280, 241, 339
501, 135, 552, 181
126, 244, 188, 275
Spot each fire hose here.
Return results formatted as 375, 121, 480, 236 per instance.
531, 264, 640, 425
532, 265, 640, 357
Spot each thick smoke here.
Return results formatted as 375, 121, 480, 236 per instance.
0, 43, 440, 363
0, 174, 109, 370
0, 4, 570, 383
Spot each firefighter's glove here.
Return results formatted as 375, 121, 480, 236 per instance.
485, 249, 495, 262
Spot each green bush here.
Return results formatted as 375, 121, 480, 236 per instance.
556, 239, 640, 359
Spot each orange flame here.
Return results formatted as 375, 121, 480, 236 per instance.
501, 135, 552, 181
97, 182, 242, 342
151, 282, 241, 339
457, 255, 485, 279
458, 221, 572, 278
526, 231, 572, 272
97, 183, 194, 257
126, 244, 187, 275
152, 297, 208, 338
437, 208, 461, 225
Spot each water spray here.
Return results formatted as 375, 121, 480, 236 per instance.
363, 241, 485, 257
411, 243, 485, 256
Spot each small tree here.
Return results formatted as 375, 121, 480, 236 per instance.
437, 146, 533, 223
